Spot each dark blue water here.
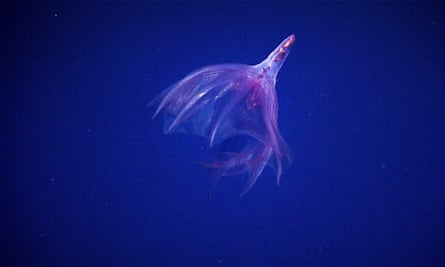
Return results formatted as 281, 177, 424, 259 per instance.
2, 3, 444, 266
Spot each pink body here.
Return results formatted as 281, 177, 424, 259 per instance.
151, 35, 295, 195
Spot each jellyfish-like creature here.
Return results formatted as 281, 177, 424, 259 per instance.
150, 34, 295, 195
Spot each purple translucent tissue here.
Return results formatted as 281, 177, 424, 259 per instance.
151, 35, 295, 195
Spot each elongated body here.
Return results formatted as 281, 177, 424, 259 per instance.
151, 35, 295, 195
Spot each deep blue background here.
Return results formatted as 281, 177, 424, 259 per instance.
1, 2, 444, 266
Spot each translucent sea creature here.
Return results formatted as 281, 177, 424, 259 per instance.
150, 34, 295, 195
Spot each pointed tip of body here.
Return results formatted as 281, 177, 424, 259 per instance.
285, 34, 295, 48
